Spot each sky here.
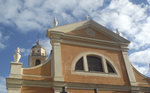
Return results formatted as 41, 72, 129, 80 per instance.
0, 0, 150, 92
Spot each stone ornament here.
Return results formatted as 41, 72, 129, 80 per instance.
13, 47, 21, 63
86, 28, 96, 37
53, 17, 58, 27
86, 15, 89, 20
116, 28, 120, 35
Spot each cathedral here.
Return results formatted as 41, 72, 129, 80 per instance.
6, 19, 150, 93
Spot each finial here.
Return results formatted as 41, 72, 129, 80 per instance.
53, 17, 58, 27
116, 28, 120, 35
36, 40, 40, 45
86, 15, 89, 20
13, 47, 21, 63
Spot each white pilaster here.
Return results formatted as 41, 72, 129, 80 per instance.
47, 32, 64, 81
122, 51, 137, 86
53, 42, 64, 81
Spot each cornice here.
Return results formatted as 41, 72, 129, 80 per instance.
49, 31, 128, 45
6, 78, 150, 92
47, 31, 129, 51
22, 74, 52, 78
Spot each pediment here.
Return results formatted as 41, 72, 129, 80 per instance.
47, 20, 130, 43
68, 27, 114, 42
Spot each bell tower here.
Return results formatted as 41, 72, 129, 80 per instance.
28, 40, 48, 67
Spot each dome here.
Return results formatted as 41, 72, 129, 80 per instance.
28, 40, 48, 67
30, 40, 46, 56
31, 41, 44, 49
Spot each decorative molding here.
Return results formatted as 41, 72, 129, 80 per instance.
86, 28, 96, 37
62, 32, 128, 46
62, 39, 122, 51
23, 58, 51, 70
53, 81, 131, 91
22, 74, 52, 78
47, 31, 129, 52
131, 86, 140, 93
137, 82, 150, 85
72, 71, 119, 77
140, 87, 150, 92
6, 78, 150, 92
6, 78, 22, 93
48, 31, 129, 46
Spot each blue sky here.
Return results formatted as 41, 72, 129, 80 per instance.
0, 0, 150, 92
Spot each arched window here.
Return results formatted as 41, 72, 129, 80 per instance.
106, 60, 115, 73
73, 52, 120, 77
87, 56, 103, 72
35, 59, 41, 66
75, 57, 84, 70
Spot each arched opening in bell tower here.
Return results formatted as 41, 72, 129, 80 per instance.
35, 59, 41, 66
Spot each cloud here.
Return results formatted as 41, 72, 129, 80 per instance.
0, 31, 9, 49
20, 48, 30, 56
132, 64, 149, 75
0, 0, 149, 50
91, 0, 149, 50
39, 39, 52, 56
147, 0, 150, 4
129, 48, 150, 76
0, 0, 150, 77
129, 48, 150, 64
0, 76, 7, 93
88, 0, 150, 76
0, 0, 104, 32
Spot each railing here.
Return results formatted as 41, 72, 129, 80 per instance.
60, 87, 98, 93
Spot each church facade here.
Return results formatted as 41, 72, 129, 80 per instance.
6, 20, 150, 93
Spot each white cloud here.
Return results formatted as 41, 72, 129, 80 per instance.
147, 0, 150, 4
39, 39, 52, 56
0, 0, 104, 32
90, 0, 150, 76
0, 33, 5, 49
0, 32, 9, 49
20, 48, 30, 56
91, 0, 150, 51
132, 64, 149, 75
0, 76, 7, 93
0, 0, 150, 77
129, 48, 150, 64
